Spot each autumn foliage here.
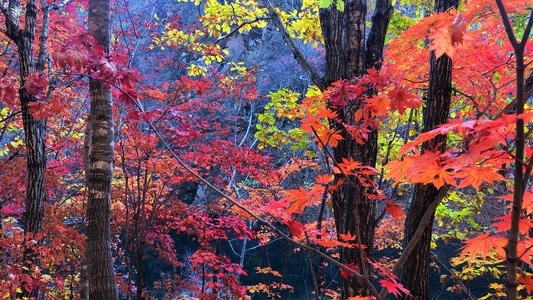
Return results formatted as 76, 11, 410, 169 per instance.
0, 0, 533, 299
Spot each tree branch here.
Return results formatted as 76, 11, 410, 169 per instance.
263, 0, 326, 90
379, 184, 450, 299
215, 17, 271, 43
0, 6, 20, 40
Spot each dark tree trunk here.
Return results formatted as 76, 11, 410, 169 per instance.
399, 1, 458, 298
268, 0, 391, 296
1, 0, 49, 297
319, 0, 393, 297
84, 0, 120, 298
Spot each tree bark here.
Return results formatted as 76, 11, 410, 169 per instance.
319, 0, 393, 297
84, 0, 120, 298
399, 1, 457, 299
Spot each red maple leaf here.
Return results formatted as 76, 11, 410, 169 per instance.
0, 76, 17, 107
340, 263, 358, 278
385, 200, 404, 218
27, 101, 51, 120
379, 279, 410, 297
456, 166, 505, 190
387, 86, 421, 114
285, 185, 325, 214
64, 48, 88, 71
24, 72, 47, 97
459, 232, 507, 260
518, 275, 533, 294
492, 215, 533, 234
329, 80, 362, 108
315, 174, 333, 185
287, 218, 304, 238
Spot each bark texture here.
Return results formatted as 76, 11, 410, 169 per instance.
399, 1, 457, 298
84, 0, 119, 298
319, 0, 393, 297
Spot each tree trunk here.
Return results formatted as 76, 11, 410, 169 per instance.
399, 1, 457, 298
84, 0, 120, 297
1, 0, 49, 297
319, 0, 392, 297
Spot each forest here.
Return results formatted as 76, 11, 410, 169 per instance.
0, 0, 532, 299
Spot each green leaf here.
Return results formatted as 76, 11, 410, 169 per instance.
317, 0, 333, 9
335, 0, 344, 11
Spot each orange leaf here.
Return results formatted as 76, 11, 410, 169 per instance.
460, 232, 507, 260
384, 156, 415, 185
315, 107, 337, 119
316, 174, 333, 185
501, 190, 533, 215
456, 166, 505, 190
327, 131, 344, 148
315, 239, 355, 249
517, 240, 533, 265
338, 232, 357, 242
386, 151, 456, 189
284, 185, 325, 214
398, 120, 472, 155
365, 94, 389, 115
429, 26, 455, 59
336, 157, 363, 175
522, 190, 533, 215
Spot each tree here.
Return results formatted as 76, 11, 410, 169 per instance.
0, 0, 51, 296
305, 0, 393, 296
83, 0, 120, 297
385, 1, 533, 298
493, 1, 533, 299
399, 0, 457, 298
